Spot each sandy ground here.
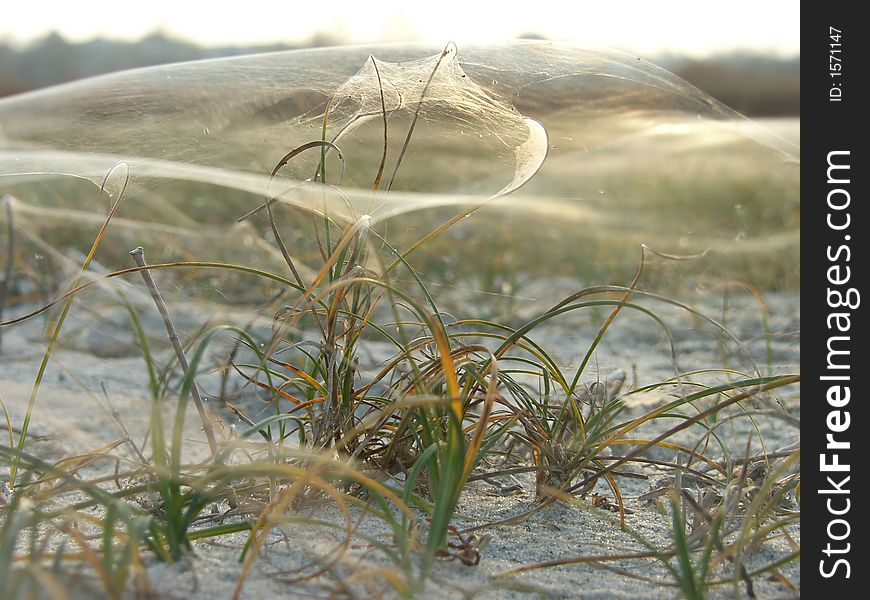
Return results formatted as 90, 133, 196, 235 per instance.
0, 284, 799, 599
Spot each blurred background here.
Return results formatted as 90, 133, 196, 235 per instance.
2, 0, 799, 117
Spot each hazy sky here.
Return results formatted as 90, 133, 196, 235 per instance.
5, 1, 799, 57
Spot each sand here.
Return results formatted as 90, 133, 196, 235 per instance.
0, 285, 799, 599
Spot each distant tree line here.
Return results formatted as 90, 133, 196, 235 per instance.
0, 31, 321, 96
660, 53, 799, 117
0, 32, 798, 116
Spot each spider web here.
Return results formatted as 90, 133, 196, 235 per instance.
0, 41, 798, 277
